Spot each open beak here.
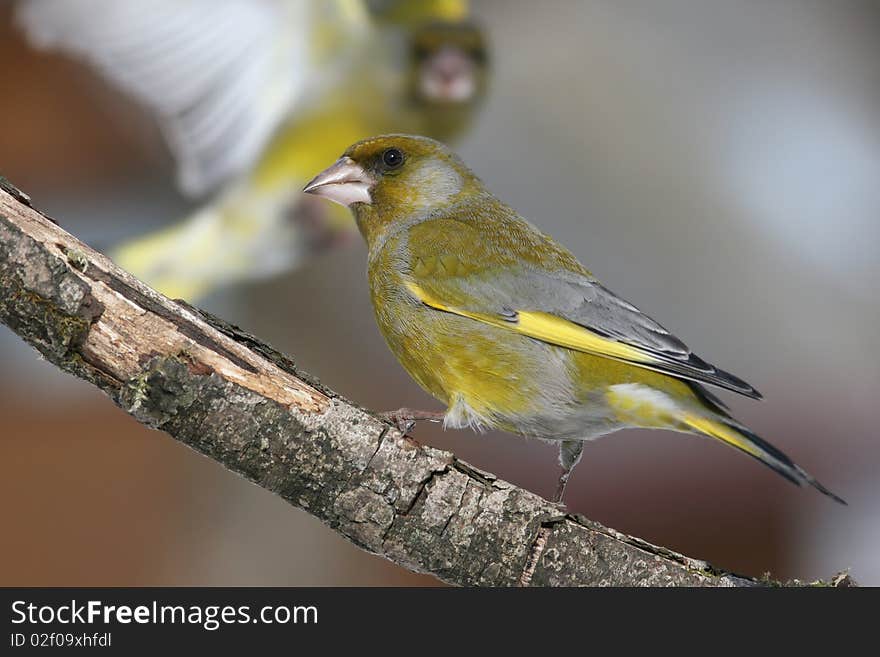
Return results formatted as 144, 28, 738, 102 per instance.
303, 157, 374, 207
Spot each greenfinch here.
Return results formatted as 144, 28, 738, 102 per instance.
17, 0, 488, 301
304, 134, 845, 505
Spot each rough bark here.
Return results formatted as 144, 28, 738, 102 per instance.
0, 181, 854, 587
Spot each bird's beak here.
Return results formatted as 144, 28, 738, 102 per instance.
303, 157, 374, 207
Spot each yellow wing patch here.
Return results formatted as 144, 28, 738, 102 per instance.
515, 310, 659, 363
405, 281, 662, 367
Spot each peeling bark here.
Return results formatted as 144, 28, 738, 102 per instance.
0, 184, 855, 587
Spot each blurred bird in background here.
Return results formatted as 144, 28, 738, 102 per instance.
16, 0, 489, 301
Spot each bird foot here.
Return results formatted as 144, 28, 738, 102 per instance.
379, 408, 445, 435
549, 498, 569, 512
552, 471, 573, 507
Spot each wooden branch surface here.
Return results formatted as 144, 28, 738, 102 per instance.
0, 181, 853, 587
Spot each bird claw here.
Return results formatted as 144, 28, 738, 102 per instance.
378, 411, 416, 435
548, 499, 569, 513
378, 408, 444, 435
393, 418, 416, 435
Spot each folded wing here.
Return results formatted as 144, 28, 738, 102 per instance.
403, 219, 761, 399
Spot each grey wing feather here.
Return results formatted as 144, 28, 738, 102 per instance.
540, 271, 761, 399
451, 266, 762, 399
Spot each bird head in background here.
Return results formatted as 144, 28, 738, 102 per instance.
369, 1, 489, 140
408, 21, 489, 108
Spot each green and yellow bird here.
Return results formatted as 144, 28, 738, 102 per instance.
304, 134, 845, 505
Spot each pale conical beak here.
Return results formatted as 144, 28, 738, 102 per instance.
303, 157, 374, 207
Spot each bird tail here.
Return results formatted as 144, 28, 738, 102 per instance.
110, 206, 217, 301
109, 191, 314, 302
681, 412, 846, 505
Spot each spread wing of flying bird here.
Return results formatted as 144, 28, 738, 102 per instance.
16, 0, 369, 196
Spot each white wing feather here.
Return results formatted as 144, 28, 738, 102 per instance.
16, 0, 366, 196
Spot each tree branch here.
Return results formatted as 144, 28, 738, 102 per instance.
0, 181, 854, 587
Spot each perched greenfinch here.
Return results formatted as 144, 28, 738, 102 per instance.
16, 0, 488, 301
304, 134, 845, 505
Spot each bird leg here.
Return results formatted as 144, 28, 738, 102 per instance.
554, 440, 585, 504
379, 408, 445, 435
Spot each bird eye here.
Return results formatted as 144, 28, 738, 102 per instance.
382, 148, 404, 169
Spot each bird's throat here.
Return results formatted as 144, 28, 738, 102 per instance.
352, 203, 386, 248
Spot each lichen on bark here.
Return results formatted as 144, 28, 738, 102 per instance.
0, 214, 110, 389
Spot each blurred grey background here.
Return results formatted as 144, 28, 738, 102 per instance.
1, 0, 878, 585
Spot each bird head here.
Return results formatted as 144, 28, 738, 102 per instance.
408, 21, 488, 107
303, 134, 482, 243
